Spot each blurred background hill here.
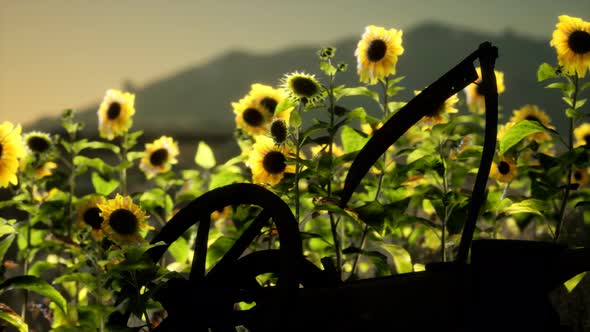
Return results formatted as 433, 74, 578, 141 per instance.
24, 21, 565, 163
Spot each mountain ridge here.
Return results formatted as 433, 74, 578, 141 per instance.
27, 21, 566, 147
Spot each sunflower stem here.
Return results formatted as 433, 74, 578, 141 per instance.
555, 73, 579, 243
438, 141, 449, 262
493, 182, 511, 239
326, 68, 342, 278
119, 133, 128, 196
294, 104, 303, 224
352, 77, 390, 277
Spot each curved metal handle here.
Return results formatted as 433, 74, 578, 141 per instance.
338, 42, 498, 265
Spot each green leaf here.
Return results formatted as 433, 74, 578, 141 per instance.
380, 244, 412, 274
564, 272, 586, 293
290, 108, 302, 128
341, 126, 369, 153
0, 225, 16, 237
54, 273, 95, 287
581, 81, 590, 91
194, 141, 216, 169
537, 63, 556, 82
566, 107, 584, 119
0, 303, 28, 332
91, 172, 119, 196
0, 276, 67, 314
499, 120, 547, 154
274, 99, 295, 116
340, 86, 380, 103
73, 140, 120, 154
500, 199, 548, 217
168, 236, 190, 264
354, 201, 386, 228
73, 156, 113, 174
0, 234, 15, 263
574, 98, 586, 109
28, 261, 55, 277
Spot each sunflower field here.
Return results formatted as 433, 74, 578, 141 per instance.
0, 15, 589, 332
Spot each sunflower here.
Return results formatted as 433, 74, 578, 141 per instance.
247, 83, 287, 117
97, 89, 136, 140
139, 136, 179, 179
509, 105, 554, 142
281, 71, 323, 105
247, 135, 295, 186
269, 118, 289, 144
233, 95, 272, 136
574, 123, 590, 147
571, 167, 589, 188
550, 15, 590, 78
0, 122, 26, 188
464, 67, 505, 113
414, 90, 459, 129
23, 131, 52, 155
97, 194, 151, 245
76, 195, 107, 241
355, 25, 404, 85
490, 156, 518, 183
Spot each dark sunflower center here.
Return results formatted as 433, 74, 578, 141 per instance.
27, 136, 50, 153
262, 151, 287, 174
83, 207, 103, 230
291, 77, 319, 98
366, 39, 387, 62
150, 148, 169, 167
567, 30, 590, 54
107, 102, 122, 120
574, 171, 583, 181
498, 161, 511, 175
109, 209, 138, 235
584, 135, 590, 145
270, 120, 288, 144
243, 108, 264, 126
260, 97, 278, 115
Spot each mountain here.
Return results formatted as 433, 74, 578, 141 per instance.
27, 21, 565, 163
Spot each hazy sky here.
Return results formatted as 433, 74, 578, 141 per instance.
1, 1, 588, 125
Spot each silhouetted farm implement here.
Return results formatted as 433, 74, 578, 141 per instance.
132, 42, 590, 331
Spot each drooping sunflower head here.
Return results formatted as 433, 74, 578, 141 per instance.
574, 122, 590, 147
247, 135, 295, 186
550, 15, 590, 78
233, 95, 272, 136
23, 131, 53, 155
76, 195, 107, 241
270, 118, 289, 145
247, 83, 286, 117
510, 104, 554, 142
97, 89, 136, 140
97, 194, 151, 245
414, 90, 459, 129
355, 25, 404, 85
139, 136, 179, 179
490, 155, 518, 183
0, 122, 26, 188
281, 72, 323, 105
464, 67, 505, 113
